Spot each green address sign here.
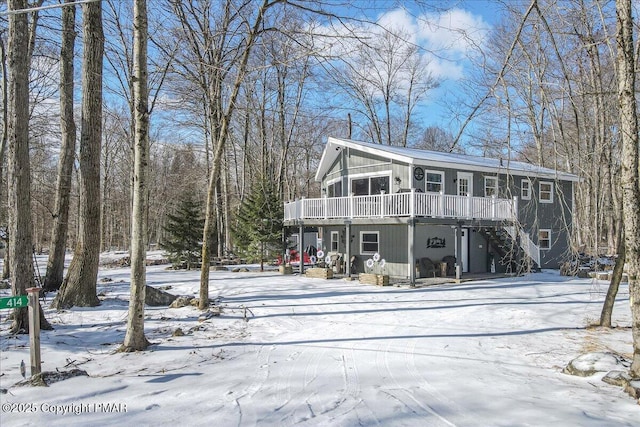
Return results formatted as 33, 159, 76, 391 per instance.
0, 295, 29, 309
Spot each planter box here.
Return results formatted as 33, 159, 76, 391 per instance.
279, 265, 293, 275
306, 267, 334, 279
359, 273, 390, 286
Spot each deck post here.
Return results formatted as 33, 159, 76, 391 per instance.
410, 188, 415, 218
345, 220, 352, 278
408, 218, 416, 286
455, 221, 463, 279
349, 193, 354, 219
298, 222, 305, 275
323, 194, 328, 219
440, 191, 445, 217
491, 195, 496, 220
512, 196, 518, 220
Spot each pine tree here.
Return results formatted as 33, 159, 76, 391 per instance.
233, 179, 283, 271
161, 194, 205, 270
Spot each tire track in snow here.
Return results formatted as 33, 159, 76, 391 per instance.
227, 344, 273, 426
382, 339, 456, 426
406, 338, 475, 426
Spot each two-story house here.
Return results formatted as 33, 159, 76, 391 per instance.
283, 137, 579, 283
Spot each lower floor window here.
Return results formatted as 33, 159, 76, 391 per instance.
331, 231, 339, 252
361, 231, 379, 254
538, 229, 551, 250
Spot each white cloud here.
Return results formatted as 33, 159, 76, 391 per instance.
417, 8, 491, 55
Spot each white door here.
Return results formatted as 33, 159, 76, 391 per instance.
455, 228, 470, 273
457, 172, 473, 196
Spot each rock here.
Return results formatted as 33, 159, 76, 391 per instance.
576, 269, 590, 278
0, 280, 11, 290
564, 352, 629, 377
172, 328, 185, 337
169, 296, 194, 308
602, 370, 632, 387
198, 308, 221, 322
16, 369, 88, 387
159, 285, 173, 291
145, 285, 178, 307
624, 379, 640, 400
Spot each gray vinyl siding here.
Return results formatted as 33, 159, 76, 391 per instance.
513, 176, 573, 268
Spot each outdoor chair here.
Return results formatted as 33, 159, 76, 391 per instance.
442, 255, 456, 276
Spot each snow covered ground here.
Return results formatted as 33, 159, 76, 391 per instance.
1, 255, 638, 426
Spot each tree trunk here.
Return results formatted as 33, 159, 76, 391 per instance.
52, 0, 103, 310
615, 0, 640, 377
44, 0, 76, 292
7, 0, 34, 332
599, 227, 625, 327
199, 0, 271, 310
121, 0, 150, 352
6, 0, 52, 332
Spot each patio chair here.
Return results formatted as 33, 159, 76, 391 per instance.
442, 255, 456, 276
419, 257, 437, 278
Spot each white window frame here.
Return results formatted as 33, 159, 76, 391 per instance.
484, 176, 498, 197
538, 229, 551, 250
425, 170, 444, 193
348, 171, 392, 196
360, 231, 379, 255
539, 181, 553, 203
326, 177, 342, 198
521, 179, 531, 200
330, 231, 339, 252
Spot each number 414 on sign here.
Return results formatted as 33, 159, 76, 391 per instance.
0, 295, 29, 310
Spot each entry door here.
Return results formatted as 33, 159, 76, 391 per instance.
457, 172, 473, 196
455, 228, 470, 273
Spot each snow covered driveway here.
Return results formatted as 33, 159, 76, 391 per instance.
1, 267, 638, 426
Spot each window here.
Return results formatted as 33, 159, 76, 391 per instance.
425, 171, 444, 193
327, 180, 342, 198
521, 179, 531, 200
538, 229, 551, 250
351, 176, 390, 195
484, 176, 498, 197
331, 231, 339, 252
370, 176, 389, 194
360, 232, 379, 254
539, 181, 553, 203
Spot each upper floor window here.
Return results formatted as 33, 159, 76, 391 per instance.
539, 181, 554, 203
521, 179, 531, 200
351, 175, 389, 196
327, 180, 342, 198
425, 171, 444, 193
484, 176, 498, 197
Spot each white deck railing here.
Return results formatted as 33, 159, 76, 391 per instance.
284, 191, 518, 222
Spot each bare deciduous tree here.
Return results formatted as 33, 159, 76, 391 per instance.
53, 0, 104, 309
615, 0, 640, 377
121, 0, 151, 352
44, 0, 76, 292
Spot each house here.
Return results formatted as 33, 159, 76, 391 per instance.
283, 137, 580, 283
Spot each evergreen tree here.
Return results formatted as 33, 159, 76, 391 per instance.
234, 179, 283, 271
161, 193, 205, 270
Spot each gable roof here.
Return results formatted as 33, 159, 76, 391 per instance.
315, 137, 581, 182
